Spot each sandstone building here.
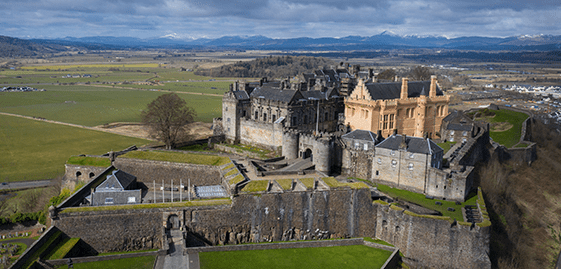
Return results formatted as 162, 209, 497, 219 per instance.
344, 76, 450, 138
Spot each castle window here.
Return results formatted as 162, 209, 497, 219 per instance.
128, 197, 136, 203
89, 172, 95, 178
325, 112, 329, 121
255, 111, 258, 120
105, 198, 114, 204
377, 158, 382, 164
408, 163, 414, 170
227, 118, 230, 122
450, 130, 455, 135
76, 171, 82, 177
355, 142, 360, 149
376, 170, 379, 176
272, 115, 276, 122
263, 113, 267, 122
364, 144, 368, 151
383, 115, 389, 129
389, 114, 394, 129
225, 107, 228, 111
391, 159, 397, 167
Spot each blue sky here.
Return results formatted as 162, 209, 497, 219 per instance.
2, 0, 561, 39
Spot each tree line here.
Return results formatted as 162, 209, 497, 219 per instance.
194, 56, 335, 78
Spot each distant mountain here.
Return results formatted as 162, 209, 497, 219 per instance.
0, 36, 66, 57
39, 32, 561, 51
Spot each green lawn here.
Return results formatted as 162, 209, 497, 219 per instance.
119, 150, 230, 166
377, 184, 478, 221
44, 237, 80, 260
437, 141, 457, 154
0, 114, 150, 181
199, 245, 393, 269
475, 109, 529, 148
241, 180, 269, 193
0, 85, 222, 126
55, 255, 156, 269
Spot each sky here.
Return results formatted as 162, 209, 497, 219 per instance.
2, 0, 561, 40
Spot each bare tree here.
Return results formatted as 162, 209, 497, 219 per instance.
141, 93, 196, 149
377, 69, 397, 81
409, 65, 432, 81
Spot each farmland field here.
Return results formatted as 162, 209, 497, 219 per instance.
0, 85, 222, 126
0, 114, 151, 181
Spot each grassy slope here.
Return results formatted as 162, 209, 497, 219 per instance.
199, 245, 392, 269
0, 114, 150, 181
0, 85, 221, 125
377, 184, 477, 221
481, 121, 561, 268
120, 150, 230, 166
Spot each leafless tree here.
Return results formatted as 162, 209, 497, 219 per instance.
377, 69, 397, 81
141, 93, 196, 149
409, 65, 432, 81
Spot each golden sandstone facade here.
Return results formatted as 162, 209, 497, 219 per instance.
345, 76, 449, 138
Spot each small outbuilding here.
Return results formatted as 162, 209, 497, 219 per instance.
91, 170, 141, 206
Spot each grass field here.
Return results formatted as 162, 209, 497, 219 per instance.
377, 183, 478, 221
0, 85, 222, 125
473, 109, 529, 148
0, 114, 150, 181
199, 245, 393, 269
55, 255, 156, 269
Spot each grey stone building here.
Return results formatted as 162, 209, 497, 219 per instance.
440, 110, 487, 142
91, 170, 141, 206
372, 134, 443, 194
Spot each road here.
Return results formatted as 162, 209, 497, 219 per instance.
0, 180, 53, 191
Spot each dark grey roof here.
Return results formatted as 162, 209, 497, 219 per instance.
113, 170, 136, 189
447, 123, 472, 131
233, 90, 249, 100
443, 110, 460, 122
303, 73, 315, 82
342, 130, 377, 142
250, 87, 303, 103
364, 81, 443, 100
322, 69, 338, 82
377, 134, 443, 155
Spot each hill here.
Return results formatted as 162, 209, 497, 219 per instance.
194, 55, 335, 78
481, 120, 561, 268
0, 36, 67, 58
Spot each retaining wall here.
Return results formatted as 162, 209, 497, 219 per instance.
114, 158, 222, 187
10, 226, 61, 269
374, 203, 491, 269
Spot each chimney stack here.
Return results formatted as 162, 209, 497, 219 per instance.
429, 75, 437, 98
400, 78, 409, 99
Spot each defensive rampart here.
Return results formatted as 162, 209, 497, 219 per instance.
375, 202, 491, 269
113, 158, 222, 186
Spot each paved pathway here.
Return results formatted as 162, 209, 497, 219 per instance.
163, 230, 190, 269
0, 180, 53, 191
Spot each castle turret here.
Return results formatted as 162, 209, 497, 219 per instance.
314, 137, 332, 174
282, 130, 299, 160
400, 78, 409, 99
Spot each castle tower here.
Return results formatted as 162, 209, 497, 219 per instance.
429, 75, 437, 98
282, 130, 299, 160
314, 137, 332, 174
400, 78, 409, 99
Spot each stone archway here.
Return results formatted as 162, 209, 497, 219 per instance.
303, 148, 313, 161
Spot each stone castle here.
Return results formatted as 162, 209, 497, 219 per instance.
215, 65, 483, 202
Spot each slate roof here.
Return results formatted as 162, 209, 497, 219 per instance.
250, 87, 303, 103
364, 81, 443, 100
447, 123, 473, 131
342, 130, 377, 142
96, 170, 137, 191
377, 134, 443, 155
442, 110, 460, 122
233, 90, 249, 100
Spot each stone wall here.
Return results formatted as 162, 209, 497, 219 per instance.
63, 164, 109, 190
375, 203, 491, 269
113, 158, 222, 187
239, 119, 283, 150
54, 209, 163, 253
185, 189, 377, 245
